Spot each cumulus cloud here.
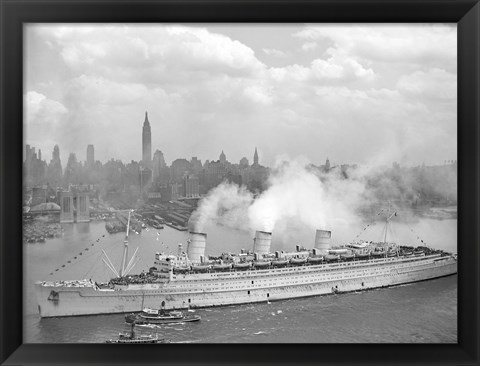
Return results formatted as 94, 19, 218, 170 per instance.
24, 91, 68, 148
24, 24, 457, 167
294, 24, 456, 70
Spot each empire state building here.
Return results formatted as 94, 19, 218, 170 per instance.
142, 111, 152, 167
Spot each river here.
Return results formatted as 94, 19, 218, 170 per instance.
23, 218, 457, 343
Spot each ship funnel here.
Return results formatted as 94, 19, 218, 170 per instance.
314, 230, 331, 255
187, 232, 207, 263
253, 231, 272, 255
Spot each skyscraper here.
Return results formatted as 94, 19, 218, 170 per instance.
142, 111, 152, 167
86, 144, 94, 167
253, 147, 259, 166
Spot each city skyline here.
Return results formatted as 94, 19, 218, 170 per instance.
25, 24, 457, 167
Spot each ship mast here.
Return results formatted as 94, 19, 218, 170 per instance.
102, 209, 140, 278
384, 211, 397, 244
120, 210, 132, 277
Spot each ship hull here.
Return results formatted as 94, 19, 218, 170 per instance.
35, 255, 457, 317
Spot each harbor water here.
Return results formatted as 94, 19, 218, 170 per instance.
24, 219, 457, 343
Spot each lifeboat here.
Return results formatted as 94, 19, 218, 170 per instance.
253, 261, 271, 268
371, 251, 384, 258
271, 259, 289, 267
340, 254, 354, 261
307, 256, 324, 264
290, 257, 307, 265
173, 267, 190, 274
212, 263, 232, 271
324, 254, 339, 262
233, 262, 252, 270
413, 250, 425, 256
403, 251, 413, 257
355, 253, 369, 260
192, 264, 211, 272
387, 251, 397, 257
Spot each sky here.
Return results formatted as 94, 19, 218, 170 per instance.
24, 24, 457, 168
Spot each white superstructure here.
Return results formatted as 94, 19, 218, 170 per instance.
35, 226, 457, 318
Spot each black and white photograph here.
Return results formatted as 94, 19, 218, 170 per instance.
23, 23, 457, 344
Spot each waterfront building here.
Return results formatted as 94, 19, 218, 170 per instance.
76, 192, 90, 222
59, 191, 74, 223
183, 174, 200, 198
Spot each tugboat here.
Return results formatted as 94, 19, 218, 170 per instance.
125, 307, 201, 325
105, 323, 167, 344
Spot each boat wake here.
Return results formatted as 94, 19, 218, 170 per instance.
253, 331, 267, 335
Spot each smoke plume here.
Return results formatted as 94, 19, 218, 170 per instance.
188, 157, 457, 251
189, 158, 368, 241
189, 182, 253, 233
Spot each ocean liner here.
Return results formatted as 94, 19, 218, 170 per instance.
35, 211, 457, 317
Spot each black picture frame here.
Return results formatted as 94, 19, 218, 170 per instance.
1, 0, 479, 365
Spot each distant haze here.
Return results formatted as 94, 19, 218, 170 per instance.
25, 24, 456, 167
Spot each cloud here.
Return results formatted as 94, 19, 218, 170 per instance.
263, 48, 287, 58
301, 42, 318, 51
243, 84, 274, 105
24, 24, 456, 167
39, 24, 266, 82
268, 48, 374, 84
397, 68, 457, 100
24, 91, 68, 148
295, 24, 456, 71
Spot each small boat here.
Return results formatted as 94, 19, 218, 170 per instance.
173, 267, 190, 274
371, 251, 385, 258
307, 256, 324, 264
387, 251, 398, 257
324, 254, 339, 262
413, 250, 425, 256
212, 263, 232, 271
233, 262, 251, 270
340, 254, 354, 261
253, 261, 271, 268
271, 259, 289, 266
403, 251, 414, 257
191, 264, 211, 272
106, 324, 167, 344
125, 308, 201, 325
355, 253, 370, 260
290, 257, 307, 265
